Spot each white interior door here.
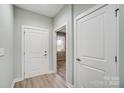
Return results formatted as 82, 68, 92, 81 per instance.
75, 5, 118, 88
24, 28, 49, 79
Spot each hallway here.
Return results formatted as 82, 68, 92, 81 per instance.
0, 4, 121, 88
56, 31, 66, 80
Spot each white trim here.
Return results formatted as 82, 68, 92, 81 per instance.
21, 25, 25, 80
53, 23, 67, 32
75, 4, 107, 21
10, 80, 15, 88
48, 70, 56, 74
10, 78, 23, 88
21, 25, 50, 80
22, 25, 49, 31
66, 82, 74, 88
116, 5, 119, 87
74, 16, 77, 88
53, 22, 68, 83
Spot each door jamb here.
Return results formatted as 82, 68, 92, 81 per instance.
53, 23, 68, 82
21, 25, 49, 80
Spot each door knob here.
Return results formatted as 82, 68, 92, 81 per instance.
43, 54, 47, 56
76, 58, 81, 61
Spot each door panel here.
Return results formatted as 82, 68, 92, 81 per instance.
76, 62, 105, 88
24, 28, 49, 78
75, 5, 118, 88
77, 13, 104, 59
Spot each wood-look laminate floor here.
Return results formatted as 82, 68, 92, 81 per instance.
57, 60, 66, 80
14, 73, 68, 88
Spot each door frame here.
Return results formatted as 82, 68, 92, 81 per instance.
21, 25, 50, 80
74, 4, 119, 87
53, 23, 68, 82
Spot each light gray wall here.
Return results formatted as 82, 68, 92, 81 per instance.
53, 5, 73, 84
14, 6, 53, 78
119, 5, 124, 88
0, 4, 14, 87
73, 4, 95, 18
53, 4, 95, 85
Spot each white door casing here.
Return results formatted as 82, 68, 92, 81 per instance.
53, 23, 69, 84
74, 5, 119, 88
24, 27, 49, 79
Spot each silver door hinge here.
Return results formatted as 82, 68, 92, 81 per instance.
115, 8, 119, 17
115, 56, 117, 62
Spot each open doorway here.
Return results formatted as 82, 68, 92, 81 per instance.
56, 26, 66, 80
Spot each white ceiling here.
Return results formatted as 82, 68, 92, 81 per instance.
14, 4, 65, 18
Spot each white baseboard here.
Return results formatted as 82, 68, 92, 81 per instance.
48, 70, 56, 74
10, 77, 23, 88
66, 82, 74, 88
10, 79, 15, 88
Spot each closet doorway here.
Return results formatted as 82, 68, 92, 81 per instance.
56, 26, 66, 80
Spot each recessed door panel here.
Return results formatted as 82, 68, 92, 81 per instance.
76, 63, 105, 88
77, 13, 104, 59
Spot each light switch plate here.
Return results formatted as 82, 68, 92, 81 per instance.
0, 48, 5, 57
